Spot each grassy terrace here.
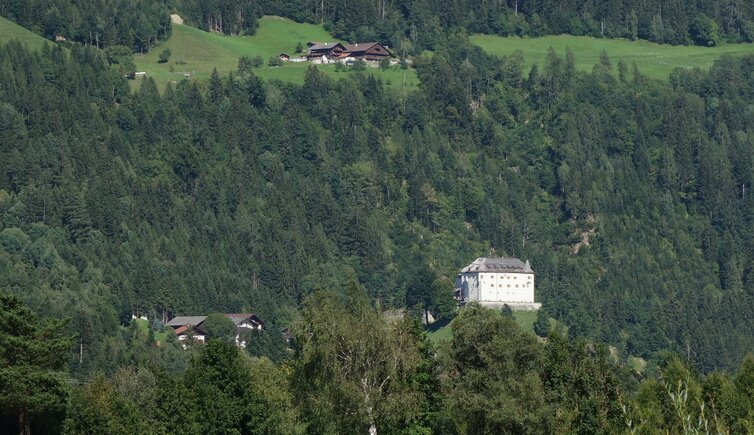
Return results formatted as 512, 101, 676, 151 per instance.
471, 34, 754, 80
427, 310, 541, 345
0, 16, 52, 50
134, 16, 419, 92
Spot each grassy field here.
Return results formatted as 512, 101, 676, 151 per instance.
0, 16, 52, 51
427, 310, 543, 345
471, 34, 754, 80
134, 16, 418, 91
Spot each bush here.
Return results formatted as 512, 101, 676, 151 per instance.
744, 21, 754, 43
268, 56, 283, 67
238, 56, 253, 73
203, 313, 237, 342
158, 48, 171, 63
352, 59, 367, 71
379, 57, 391, 70
689, 14, 720, 47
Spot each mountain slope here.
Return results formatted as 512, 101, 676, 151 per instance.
471, 34, 754, 79
134, 16, 418, 90
0, 16, 52, 51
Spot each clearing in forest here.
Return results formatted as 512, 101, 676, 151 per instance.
471, 34, 754, 80
0, 16, 53, 51
133, 16, 418, 91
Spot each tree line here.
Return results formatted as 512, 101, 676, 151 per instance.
4, 0, 754, 55
5, 289, 754, 434
0, 0, 171, 52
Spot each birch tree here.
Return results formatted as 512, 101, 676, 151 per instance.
292, 285, 428, 434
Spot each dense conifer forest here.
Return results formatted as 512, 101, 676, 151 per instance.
3, 0, 754, 52
3, 0, 754, 433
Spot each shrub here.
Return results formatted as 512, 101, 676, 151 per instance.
158, 48, 171, 63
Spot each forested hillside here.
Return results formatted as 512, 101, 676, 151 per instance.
4, 0, 754, 55
5, 0, 754, 432
0, 0, 171, 51
2, 28, 754, 375
175, 0, 754, 50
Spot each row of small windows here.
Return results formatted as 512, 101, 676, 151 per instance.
480, 274, 532, 280
490, 283, 530, 288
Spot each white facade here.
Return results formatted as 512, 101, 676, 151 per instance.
456, 257, 540, 310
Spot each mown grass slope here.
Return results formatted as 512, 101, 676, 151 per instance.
134, 16, 418, 91
0, 16, 52, 51
471, 34, 754, 80
427, 310, 543, 345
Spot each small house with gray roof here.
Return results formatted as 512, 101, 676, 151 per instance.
456, 257, 540, 310
166, 316, 208, 344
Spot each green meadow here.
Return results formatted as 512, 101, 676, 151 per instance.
0, 16, 52, 51
471, 34, 754, 80
427, 310, 542, 345
134, 16, 418, 91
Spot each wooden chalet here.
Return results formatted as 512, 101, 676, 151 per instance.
343, 42, 391, 61
306, 42, 347, 60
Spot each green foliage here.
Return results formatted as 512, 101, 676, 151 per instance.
500, 303, 514, 318
352, 59, 367, 71
471, 34, 754, 80
268, 55, 283, 67
0, 16, 51, 51
202, 313, 236, 342
105, 45, 137, 77
690, 15, 720, 47
292, 286, 432, 433
157, 48, 171, 63
2, 0, 171, 51
441, 303, 552, 433
0, 293, 73, 434
534, 308, 550, 338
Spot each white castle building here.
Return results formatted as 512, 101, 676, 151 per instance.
455, 257, 541, 310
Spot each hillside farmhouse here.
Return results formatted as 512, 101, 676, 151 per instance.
166, 313, 264, 348
342, 42, 391, 61
305, 41, 391, 62
305, 42, 347, 60
455, 257, 541, 311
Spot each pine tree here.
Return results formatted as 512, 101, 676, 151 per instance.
534, 307, 551, 338
0, 293, 74, 435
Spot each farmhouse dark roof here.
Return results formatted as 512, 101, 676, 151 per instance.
308, 42, 344, 51
344, 42, 380, 52
460, 257, 533, 273
166, 316, 207, 327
